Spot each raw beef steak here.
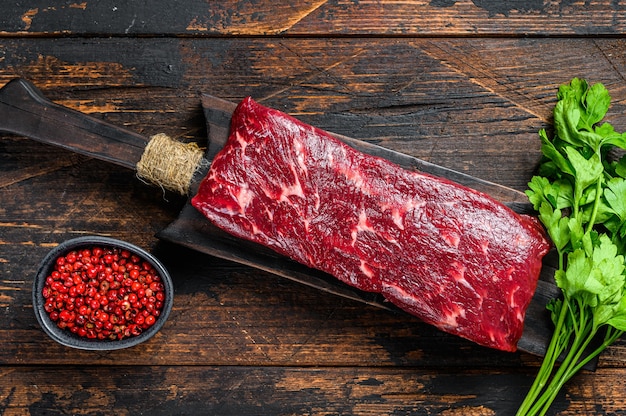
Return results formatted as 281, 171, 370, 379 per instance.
191, 97, 551, 352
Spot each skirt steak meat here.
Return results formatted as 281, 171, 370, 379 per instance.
191, 97, 551, 352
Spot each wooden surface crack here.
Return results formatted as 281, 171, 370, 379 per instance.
275, 1, 330, 34
420, 40, 553, 123
258, 45, 366, 104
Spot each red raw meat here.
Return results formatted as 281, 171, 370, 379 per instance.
191, 97, 551, 352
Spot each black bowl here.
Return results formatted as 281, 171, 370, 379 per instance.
33, 236, 174, 350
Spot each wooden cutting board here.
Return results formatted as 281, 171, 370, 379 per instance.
157, 94, 562, 359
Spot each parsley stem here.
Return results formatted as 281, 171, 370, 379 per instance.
516, 295, 570, 416
568, 327, 623, 377
534, 319, 598, 415
585, 177, 603, 234
525, 299, 594, 416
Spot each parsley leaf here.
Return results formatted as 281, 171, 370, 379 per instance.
604, 178, 626, 220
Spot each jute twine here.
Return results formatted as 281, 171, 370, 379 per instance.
136, 133, 208, 195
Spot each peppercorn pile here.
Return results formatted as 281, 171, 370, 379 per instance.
41, 246, 166, 341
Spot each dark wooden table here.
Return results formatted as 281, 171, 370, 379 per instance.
2, 2, 626, 415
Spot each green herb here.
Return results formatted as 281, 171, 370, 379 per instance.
517, 78, 626, 416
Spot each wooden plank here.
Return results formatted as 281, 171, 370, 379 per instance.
3, 37, 626, 191
1, 366, 626, 415
0, 0, 624, 36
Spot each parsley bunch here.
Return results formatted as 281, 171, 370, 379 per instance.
517, 78, 626, 415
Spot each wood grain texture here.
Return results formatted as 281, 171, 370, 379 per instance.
3, 366, 625, 415
2, 3, 626, 414
3, 37, 626, 191
0, 1, 625, 36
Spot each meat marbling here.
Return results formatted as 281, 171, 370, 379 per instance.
191, 97, 551, 352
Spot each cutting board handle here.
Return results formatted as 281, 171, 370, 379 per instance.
0, 78, 147, 169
